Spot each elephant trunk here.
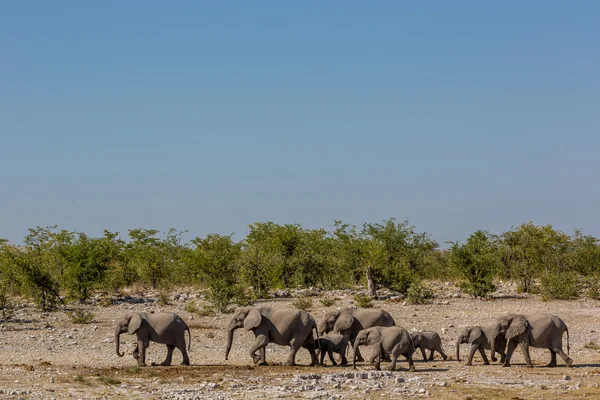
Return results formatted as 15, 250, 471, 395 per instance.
115, 326, 124, 357
455, 340, 460, 362
225, 328, 235, 360
490, 326, 499, 363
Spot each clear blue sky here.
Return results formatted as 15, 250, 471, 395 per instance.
1, 1, 599, 245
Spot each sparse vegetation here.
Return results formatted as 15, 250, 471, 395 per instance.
319, 296, 336, 307
98, 376, 121, 385
353, 294, 374, 308
584, 341, 600, 350
185, 300, 200, 314
292, 297, 313, 310
0, 220, 599, 309
406, 282, 434, 305
67, 308, 95, 324
540, 272, 580, 301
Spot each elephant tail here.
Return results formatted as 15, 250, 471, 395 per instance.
186, 326, 192, 352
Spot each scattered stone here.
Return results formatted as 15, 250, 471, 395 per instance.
563, 375, 572, 381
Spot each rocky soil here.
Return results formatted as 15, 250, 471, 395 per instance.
1, 282, 600, 399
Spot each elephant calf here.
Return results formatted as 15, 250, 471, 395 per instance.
456, 325, 506, 366
411, 331, 448, 361
317, 333, 348, 366
115, 312, 191, 367
353, 326, 415, 372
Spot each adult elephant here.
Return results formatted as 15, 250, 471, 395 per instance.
225, 306, 320, 366
489, 314, 572, 368
115, 312, 191, 366
319, 308, 395, 362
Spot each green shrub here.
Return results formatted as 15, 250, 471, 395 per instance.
157, 290, 170, 305
197, 305, 216, 317
98, 376, 121, 385
353, 294, 373, 308
449, 230, 498, 298
584, 341, 600, 350
540, 272, 580, 301
585, 277, 600, 300
184, 300, 199, 314
98, 296, 113, 307
0, 289, 15, 322
319, 296, 336, 307
292, 297, 313, 310
406, 282, 434, 304
68, 308, 95, 324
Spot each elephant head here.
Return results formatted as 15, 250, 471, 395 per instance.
319, 310, 341, 335
115, 313, 143, 357
490, 314, 528, 362
455, 326, 482, 362
353, 327, 381, 369
225, 307, 262, 360
411, 333, 423, 349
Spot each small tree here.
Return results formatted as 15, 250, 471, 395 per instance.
449, 230, 498, 298
186, 234, 243, 312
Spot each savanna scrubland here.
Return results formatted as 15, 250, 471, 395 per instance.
1, 219, 600, 399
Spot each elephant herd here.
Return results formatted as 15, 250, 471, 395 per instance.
115, 307, 573, 371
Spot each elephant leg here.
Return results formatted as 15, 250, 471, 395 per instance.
437, 345, 448, 361
133, 345, 140, 360
503, 340, 517, 367
301, 336, 320, 366
260, 347, 266, 365
465, 344, 478, 366
553, 347, 573, 367
350, 337, 365, 362
519, 341, 533, 368
499, 351, 506, 364
319, 348, 326, 366
176, 337, 190, 366
249, 334, 269, 365
340, 350, 348, 366
478, 348, 490, 365
405, 351, 416, 372
370, 347, 382, 370
388, 352, 400, 371
428, 349, 434, 361
137, 340, 147, 367
419, 346, 427, 360
547, 349, 557, 367
328, 348, 337, 366
286, 338, 303, 367
161, 345, 175, 366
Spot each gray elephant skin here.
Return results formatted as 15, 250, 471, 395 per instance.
353, 326, 415, 371
411, 331, 448, 361
490, 314, 572, 368
115, 312, 191, 366
319, 308, 395, 362
316, 333, 348, 366
456, 325, 506, 365
225, 306, 320, 366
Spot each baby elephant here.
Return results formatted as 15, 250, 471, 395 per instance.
115, 312, 191, 367
317, 333, 348, 366
353, 326, 415, 371
411, 331, 448, 361
456, 325, 507, 366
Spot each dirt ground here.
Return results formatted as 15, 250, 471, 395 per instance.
1, 283, 600, 399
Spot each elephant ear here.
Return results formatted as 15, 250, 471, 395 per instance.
243, 308, 262, 331
468, 326, 483, 343
367, 328, 382, 345
334, 310, 354, 333
506, 315, 528, 340
128, 313, 143, 335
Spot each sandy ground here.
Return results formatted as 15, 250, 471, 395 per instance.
1, 283, 600, 399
